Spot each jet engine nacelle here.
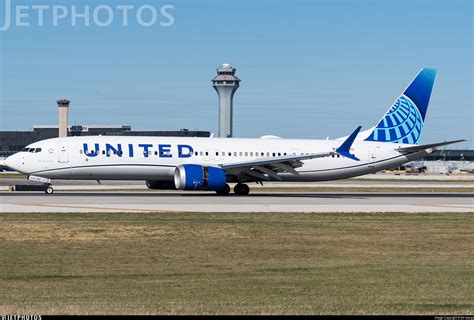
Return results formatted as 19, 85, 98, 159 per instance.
145, 180, 176, 190
174, 164, 227, 191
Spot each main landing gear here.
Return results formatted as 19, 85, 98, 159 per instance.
234, 183, 250, 196
215, 184, 231, 196
214, 183, 250, 196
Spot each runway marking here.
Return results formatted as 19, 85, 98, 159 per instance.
25, 203, 180, 213
414, 204, 474, 210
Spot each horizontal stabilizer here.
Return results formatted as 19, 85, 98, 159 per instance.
336, 126, 362, 161
396, 140, 466, 153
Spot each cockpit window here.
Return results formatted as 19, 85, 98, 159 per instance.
21, 147, 42, 153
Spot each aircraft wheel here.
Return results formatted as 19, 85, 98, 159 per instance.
215, 184, 231, 196
45, 186, 54, 194
234, 183, 250, 196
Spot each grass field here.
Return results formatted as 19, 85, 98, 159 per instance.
0, 212, 472, 315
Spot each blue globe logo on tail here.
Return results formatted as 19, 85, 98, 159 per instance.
365, 94, 423, 144
364, 68, 437, 145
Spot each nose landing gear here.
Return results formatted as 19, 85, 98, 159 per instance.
27, 175, 54, 194
45, 185, 54, 194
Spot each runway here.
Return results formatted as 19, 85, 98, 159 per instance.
1, 192, 473, 213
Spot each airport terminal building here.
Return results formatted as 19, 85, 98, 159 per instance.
0, 125, 210, 158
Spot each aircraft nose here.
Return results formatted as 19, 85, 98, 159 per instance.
4, 154, 19, 171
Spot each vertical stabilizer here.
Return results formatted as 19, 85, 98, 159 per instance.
364, 68, 437, 144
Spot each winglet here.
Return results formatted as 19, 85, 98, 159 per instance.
336, 126, 362, 161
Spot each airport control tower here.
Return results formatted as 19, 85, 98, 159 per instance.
57, 99, 70, 137
212, 64, 240, 138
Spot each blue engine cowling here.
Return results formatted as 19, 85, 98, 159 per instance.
174, 164, 227, 191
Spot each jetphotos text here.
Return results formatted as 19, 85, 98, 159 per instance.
0, 0, 175, 31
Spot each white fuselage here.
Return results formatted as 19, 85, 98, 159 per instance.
6, 136, 426, 182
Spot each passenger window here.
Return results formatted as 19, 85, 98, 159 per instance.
245, 152, 248, 156
228, 152, 231, 156
239, 152, 242, 156
222, 152, 225, 156
261, 152, 264, 156
200, 152, 203, 156
273, 153, 276, 157
250, 152, 253, 157
278, 153, 281, 156
216, 152, 219, 156
205, 152, 209, 156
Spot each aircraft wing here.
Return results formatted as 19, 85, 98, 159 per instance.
220, 126, 362, 181
221, 151, 334, 180
396, 140, 466, 153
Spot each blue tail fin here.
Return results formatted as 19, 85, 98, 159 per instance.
364, 68, 437, 144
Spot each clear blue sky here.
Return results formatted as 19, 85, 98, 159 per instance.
1, 0, 472, 147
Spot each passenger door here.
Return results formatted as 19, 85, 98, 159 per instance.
58, 139, 69, 163
368, 147, 377, 167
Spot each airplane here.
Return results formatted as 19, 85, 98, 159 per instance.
2, 68, 465, 195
